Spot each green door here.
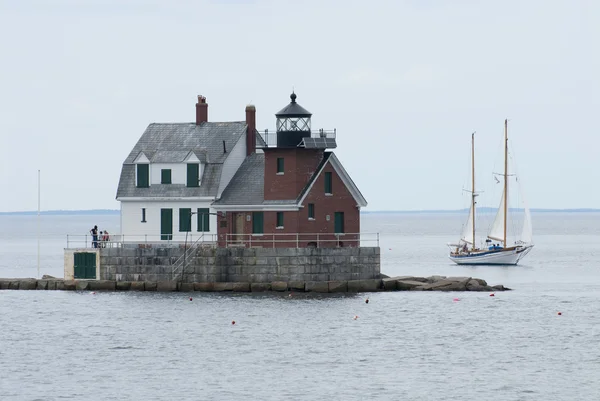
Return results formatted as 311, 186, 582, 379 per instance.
74, 252, 96, 279
334, 212, 345, 233
161, 208, 173, 240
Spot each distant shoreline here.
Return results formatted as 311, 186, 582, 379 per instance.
1, 208, 599, 216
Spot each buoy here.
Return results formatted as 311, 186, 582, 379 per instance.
189, 297, 193, 301
557, 312, 562, 316
489, 293, 495, 297
288, 293, 292, 297
91, 292, 96, 295
365, 298, 369, 304
389, 248, 392, 250
453, 298, 460, 301
353, 315, 359, 320
232, 320, 236, 325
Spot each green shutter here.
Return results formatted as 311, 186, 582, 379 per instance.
137, 164, 149, 188
334, 212, 344, 233
277, 212, 284, 227
197, 208, 210, 232
277, 158, 284, 173
325, 172, 332, 194
161, 208, 173, 240
308, 203, 314, 219
179, 208, 191, 232
252, 212, 264, 234
187, 163, 199, 187
161, 169, 172, 184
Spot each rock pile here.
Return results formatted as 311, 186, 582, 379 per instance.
382, 275, 510, 292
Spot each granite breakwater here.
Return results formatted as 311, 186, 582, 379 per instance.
0, 275, 510, 293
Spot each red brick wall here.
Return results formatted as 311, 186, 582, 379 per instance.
263, 148, 324, 200
298, 162, 360, 247
217, 157, 360, 248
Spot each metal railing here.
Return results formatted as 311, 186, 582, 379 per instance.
170, 233, 211, 281
65, 233, 218, 249
66, 232, 379, 249
257, 128, 336, 148
224, 232, 378, 248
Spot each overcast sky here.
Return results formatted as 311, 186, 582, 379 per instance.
0, 0, 598, 212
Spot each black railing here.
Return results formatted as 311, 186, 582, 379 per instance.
256, 129, 336, 148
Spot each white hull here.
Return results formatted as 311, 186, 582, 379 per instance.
449, 245, 533, 265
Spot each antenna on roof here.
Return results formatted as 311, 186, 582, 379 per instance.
223, 140, 227, 154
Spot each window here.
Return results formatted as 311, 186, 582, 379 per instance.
141, 208, 146, 223
161, 169, 172, 184
324, 171, 332, 194
252, 212, 264, 234
160, 208, 173, 240
276, 212, 284, 228
277, 157, 284, 174
136, 164, 149, 188
308, 203, 315, 220
197, 208, 210, 232
179, 208, 192, 232
334, 212, 345, 233
187, 163, 199, 187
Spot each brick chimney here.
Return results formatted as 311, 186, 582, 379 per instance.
196, 95, 208, 124
245, 104, 256, 155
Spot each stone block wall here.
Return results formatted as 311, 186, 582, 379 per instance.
98, 246, 380, 283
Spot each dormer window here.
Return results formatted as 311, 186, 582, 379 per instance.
136, 164, 149, 188
187, 163, 199, 187
134, 152, 150, 188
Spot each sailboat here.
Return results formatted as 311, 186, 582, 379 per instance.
448, 120, 534, 265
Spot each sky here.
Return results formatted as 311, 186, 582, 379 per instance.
0, 0, 598, 212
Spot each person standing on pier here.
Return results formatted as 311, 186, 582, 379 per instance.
90, 225, 98, 248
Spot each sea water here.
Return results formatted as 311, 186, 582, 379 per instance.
1, 212, 599, 400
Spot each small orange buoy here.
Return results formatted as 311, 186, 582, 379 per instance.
189, 297, 193, 301
365, 298, 369, 304
288, 293, 292, 297
232, 320, 236, 325
489, 293, 495, 297
453, 298, 460, 301
91, 292, 96, 295
353, 315, 359, 320
557, 312, 562, 316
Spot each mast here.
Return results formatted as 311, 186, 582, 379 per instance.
471, 132, 476, 251
37, 169, 40, 278
503, 119, 508, 246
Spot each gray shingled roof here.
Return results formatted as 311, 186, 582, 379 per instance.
116, 122, 245, 199
213, 153, 265, 205
214, 152, 332, 206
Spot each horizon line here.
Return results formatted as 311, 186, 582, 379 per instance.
1, 207, 600, 215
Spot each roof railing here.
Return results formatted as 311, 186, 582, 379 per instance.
256, 128, 336, 148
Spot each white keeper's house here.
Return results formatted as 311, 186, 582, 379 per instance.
116, 95, 262, 242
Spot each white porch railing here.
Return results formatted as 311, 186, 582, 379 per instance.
65, 233, 218, 249
65, 232, 379, 249
224, 232, 379, 248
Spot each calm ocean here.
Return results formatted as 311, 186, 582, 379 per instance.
1, 212, 599, 400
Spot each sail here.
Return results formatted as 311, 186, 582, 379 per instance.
460, 203, 474, 244
519, 179, 533, 244
487, 188, 505, 242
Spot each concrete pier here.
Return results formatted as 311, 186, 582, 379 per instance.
0, 275, 511, 293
